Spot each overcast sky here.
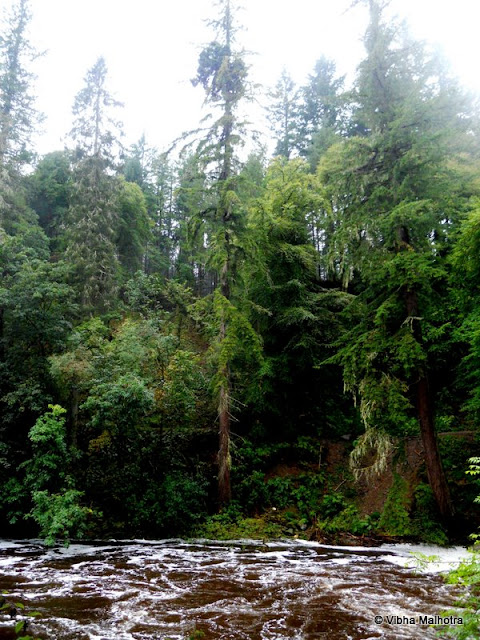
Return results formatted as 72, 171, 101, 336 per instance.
5, 0, 480, 155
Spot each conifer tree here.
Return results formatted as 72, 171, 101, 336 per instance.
321, 0, 474, 519
65, 57, 123, 311
0, 0, 38, 172
122, 138, 176, 278
297, 56, 345, 165
0, 0, 43, 238
0, 0, 52, 445
191, 0, 250, 505
174, 152, 212, 290
266, 69, 300, 159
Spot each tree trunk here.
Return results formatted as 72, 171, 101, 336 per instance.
217, 256, 232, 506
415, 375, 453, 519
404, 287, 454, 520
218, 362, 231, 505
397, 224, 453, 519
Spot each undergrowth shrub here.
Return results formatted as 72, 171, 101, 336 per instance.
378, 473, 411, 536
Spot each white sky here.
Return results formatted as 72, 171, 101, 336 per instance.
5, 0, 480, 155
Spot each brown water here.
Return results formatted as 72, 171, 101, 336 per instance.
0, 539, 468, 639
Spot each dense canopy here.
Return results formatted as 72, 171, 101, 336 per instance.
1, 0, 480, 549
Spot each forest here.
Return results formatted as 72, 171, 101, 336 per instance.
1, 0, 480, 547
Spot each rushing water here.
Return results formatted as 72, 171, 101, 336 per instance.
0, 539, 470, 640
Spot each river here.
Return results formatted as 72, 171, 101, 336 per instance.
0, 539, 470, 639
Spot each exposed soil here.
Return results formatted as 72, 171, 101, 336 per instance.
317, 432, 478, 525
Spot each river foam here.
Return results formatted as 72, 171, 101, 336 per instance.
0, 539, 470, 639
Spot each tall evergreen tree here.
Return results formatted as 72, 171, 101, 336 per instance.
65, 57, 123, 311
297, 56, 345, 164
191, 0, 250, 504
266, 69, 300, 159
320, 0, 475, 520
0, 0, 44, 240
246, 158, 346, 432
174, 152, 212, 290
0, 0, 52, 451
122, 138, 176, 278
0, 0, 39, 172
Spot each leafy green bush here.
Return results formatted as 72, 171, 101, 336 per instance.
10, 405, 92, 545
467, 456, 480, 542
0, 593, 42, 639
198, 514, 283, 540
293, 475, 324, 521
264, 476, 294, 509
411, 483, 448, 545
320, 493, 347, 518
378, 473, 412, 536
24, 404, 70, 490
30, 489, 91, 546
317, 504, 377, 536
240, 471, 269, 511
438, 551, 480, 639
264, 472, 324, 521
159, 473, 208, 533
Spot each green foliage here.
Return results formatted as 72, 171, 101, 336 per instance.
0, 404, 92, 543
320, 493, 347, 518
26, 151, 72, 248
209, 290, 263, 396
0, 258, 74, 349
116, 178, 151, 276
297, 56, 346, 164
233, 461, 327, 527
2, 0, 480, 544
244, 156, 348, 430
65, 56, 124, 311
264, 476, 293, 509
24, 404, 68, 488
65, 161, 120, 311
158, 350, 209, 429
20, 404, 90, 545
451, 206, 480, 422
0, 592, 42, 640
198, 512, 283, 540
377, 473, 412, 536
407, 551, 441, 573
49, 315, 215, 537
266, 69, 300, 159
0, 257, 75, 423
0, 477, 27, 526
159, 473, 208, 533
0, 0, 40, 170
192, 40, 247, 104
315, 1, 476, 520
30, 489, 90, 546
438, 551, 480, 639
125, 473, 208, 535
466, 457, 480, 541
411, 483, 448, 546
451, 204, 480, 297
437, 458, 480, 637
82, 374, 154, 435
317, 504, 378, 536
